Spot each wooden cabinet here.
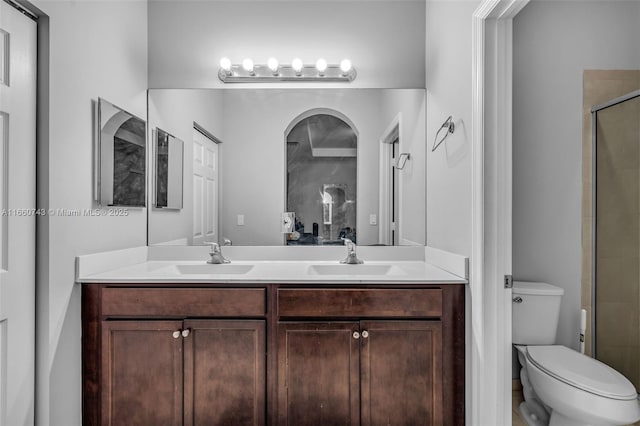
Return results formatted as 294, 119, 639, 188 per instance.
83, 283, 464, 426
184, 320, 266, 426
277, 321, 442, 426
101, 321, 184, 426
276, 288, 445, 426
277, 322, 361, 426
84, 286, 266, 426
360, 321, 442, 426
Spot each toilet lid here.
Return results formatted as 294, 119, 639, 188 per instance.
527, 345, 638, 400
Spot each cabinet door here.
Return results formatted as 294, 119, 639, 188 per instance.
101, 320, 183, 426
183, 320, 266, 426
277, 322, 360, 426
360, 321, 443, 426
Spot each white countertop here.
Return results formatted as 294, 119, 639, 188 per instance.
76, 246, 468, 284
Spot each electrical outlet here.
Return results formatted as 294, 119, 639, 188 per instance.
369, 214, 377, 225
237, 214, 245, 226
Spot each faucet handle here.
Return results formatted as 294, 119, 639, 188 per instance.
223, 237, 232, 246
340, 237, 363, 264
341, 237, 355, 250
204, 241, 220, 253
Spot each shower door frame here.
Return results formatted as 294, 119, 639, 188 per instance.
591, 89, 640, 359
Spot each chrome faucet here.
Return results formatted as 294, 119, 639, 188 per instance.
205, 242, 230, 264
340, 238, 363, 264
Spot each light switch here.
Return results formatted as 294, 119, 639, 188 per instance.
369, 214, 377, 225
237, 214, 245, 226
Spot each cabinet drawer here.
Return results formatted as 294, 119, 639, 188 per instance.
277, 288, 442, 318
101, 288, 266, 317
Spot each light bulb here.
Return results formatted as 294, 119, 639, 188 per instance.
316, 58, 327, 74
220, 57, 232, 72
340, 59, 352, 74
242, 58, 254, 74
267, 57, 279, 74
292, 58, 303, 74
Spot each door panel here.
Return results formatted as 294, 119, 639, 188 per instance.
192, 129, 218, 245
183, 320, 266, 426
0, 3, 36, 425
360, 321, 443, 426
193, 173, 203, 240
101, 321, 183, 426
278, 322, 360, 426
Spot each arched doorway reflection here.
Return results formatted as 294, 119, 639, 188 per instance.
285, 111, 357, 245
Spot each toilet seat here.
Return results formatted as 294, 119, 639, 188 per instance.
526, 345, 638, 400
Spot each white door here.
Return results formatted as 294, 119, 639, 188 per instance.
192, 129, 219, 245
0, 2, 36, 425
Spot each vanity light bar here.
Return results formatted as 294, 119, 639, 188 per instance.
218, 58, 356, 83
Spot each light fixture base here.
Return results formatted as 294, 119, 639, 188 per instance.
218, 64, 356, 83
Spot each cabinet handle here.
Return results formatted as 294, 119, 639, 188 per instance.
353, 331, 360, 340
513, 296, 523, 304
172, 330, 181, 339
181, 328, 191, 338
361, 330, 369, 339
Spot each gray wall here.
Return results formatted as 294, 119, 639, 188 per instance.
32, 1, 149, 425
148, 0, 425, 89
513, 0, 640, 358
219, 90, 385, 246
148, 90, 225, 245
425, 0, 479, 257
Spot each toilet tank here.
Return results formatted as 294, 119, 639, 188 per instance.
512, 281, 564, 345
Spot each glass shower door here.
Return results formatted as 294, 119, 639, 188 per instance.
594, 90, 640, 390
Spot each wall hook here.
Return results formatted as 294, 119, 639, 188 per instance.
396, 153, 411, 170
432, 115, 455, 152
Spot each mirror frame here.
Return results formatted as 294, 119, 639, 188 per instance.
95, 97, 147, 208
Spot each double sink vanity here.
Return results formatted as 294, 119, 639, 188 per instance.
77, 245, 467, 425
86, 82, 470, 425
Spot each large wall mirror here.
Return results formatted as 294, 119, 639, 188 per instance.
147, 89, 425, 246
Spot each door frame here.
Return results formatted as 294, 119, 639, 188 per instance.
378, 113, 401, 245
471, 1, 529, 425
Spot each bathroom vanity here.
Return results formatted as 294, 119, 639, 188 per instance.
77, 247, 467, 426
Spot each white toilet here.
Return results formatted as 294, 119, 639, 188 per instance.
513, 280, 640, 426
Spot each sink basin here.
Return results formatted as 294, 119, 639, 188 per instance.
307, 264, 405, 276
175, 264, 254, 275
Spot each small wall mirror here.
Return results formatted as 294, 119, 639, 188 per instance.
155, 128, 184, 209
96, 98, 146, 207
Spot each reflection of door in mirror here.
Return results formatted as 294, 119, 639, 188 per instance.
286, 112, 357, 245
378, 116, 401, 246
192, 128, 219, 245
392, 138, 400, 245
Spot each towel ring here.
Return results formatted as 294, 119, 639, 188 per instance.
432, 116, 455, 152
